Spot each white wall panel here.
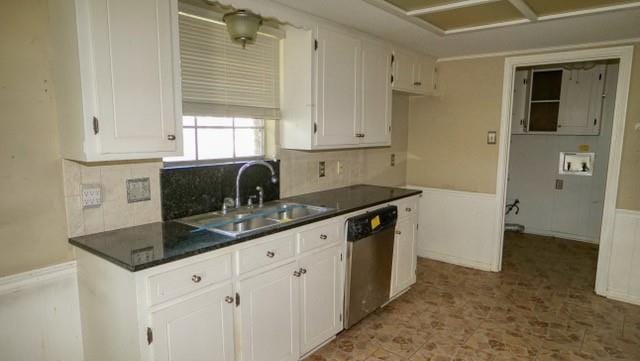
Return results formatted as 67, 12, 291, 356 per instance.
606, 209, 640, 305
408, 186, 498, 271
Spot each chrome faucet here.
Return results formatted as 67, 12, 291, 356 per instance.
235, 160, 278, 208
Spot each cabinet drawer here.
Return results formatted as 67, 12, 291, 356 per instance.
397, 197, 418, 220
298, 220, 342, 253
147, 254, 232, 305
237, 235, 296, 275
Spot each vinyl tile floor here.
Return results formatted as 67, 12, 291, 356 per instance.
307, 232, 640, 361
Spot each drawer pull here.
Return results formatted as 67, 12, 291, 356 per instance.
191, 275, 202, 283
405, 207, 412, 212
320, 234, 328, 240
395, 230, 402, 235
224, 296, 234, 304
266, 251, 275, 258
293, 270, 302, 277
300, 268, 307, 274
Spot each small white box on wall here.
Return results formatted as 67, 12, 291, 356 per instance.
559, 152, 595, 176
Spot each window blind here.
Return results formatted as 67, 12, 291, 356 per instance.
179, 12, 281, 119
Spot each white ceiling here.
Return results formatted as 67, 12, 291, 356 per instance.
272, 0, 640, 58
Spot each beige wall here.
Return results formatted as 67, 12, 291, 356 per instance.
407, 56, 504, 193
407, 44, 640, 211
0, 0, 74, 276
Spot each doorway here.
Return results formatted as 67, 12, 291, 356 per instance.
493, 46, 634, 296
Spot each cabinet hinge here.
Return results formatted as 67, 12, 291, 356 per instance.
92, 116, 99, 135
389, 125, 392, 133
391, 54, 394, 65
314, 39, 318, 50
390, 74, 394, 84
339, 313, 343, 322
235, 292, 240, 307
340, 253, 343, 261
146, 327, 153, 345
313, 122, 318, 134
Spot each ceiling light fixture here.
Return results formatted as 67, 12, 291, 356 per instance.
222, 9, 263, 49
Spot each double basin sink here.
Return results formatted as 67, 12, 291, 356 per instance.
178, 201, 332, 237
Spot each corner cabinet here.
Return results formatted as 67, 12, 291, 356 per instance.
391, 47, 436, 95
280, 25, 391, 150
49, 0, 183, 161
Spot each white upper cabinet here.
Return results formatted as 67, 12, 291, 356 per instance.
315, 26, 361, 147
511, 69, 530, 134
280, 25, 392, 150
49, 0, 182, 161
391, 47, 435, 95
557, 65, 606, 135
360, 40, 392, 146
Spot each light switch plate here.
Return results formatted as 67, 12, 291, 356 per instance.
487, 131, 497, 144
318, 161, 326, 178
82, 184, 102, 208
390, 154, 396, 167
126, 178, 151, 203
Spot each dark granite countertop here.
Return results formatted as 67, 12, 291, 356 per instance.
69, 184, 421, 271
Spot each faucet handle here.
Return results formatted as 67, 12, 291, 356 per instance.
247, 195, 257, 208
222, 197, 235, 213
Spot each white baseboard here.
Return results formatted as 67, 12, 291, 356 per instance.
518, 227, 599, 244
417, 250, 494, 271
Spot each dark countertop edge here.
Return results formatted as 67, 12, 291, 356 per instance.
70, 187, 422, 272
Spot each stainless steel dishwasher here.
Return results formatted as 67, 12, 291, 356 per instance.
344, 205, 398, 329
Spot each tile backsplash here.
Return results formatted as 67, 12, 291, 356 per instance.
62, 160, 162, 237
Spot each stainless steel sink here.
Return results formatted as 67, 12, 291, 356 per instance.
177, 201, 332, 237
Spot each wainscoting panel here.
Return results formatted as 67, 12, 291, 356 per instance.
407, 186, 498, 271
606, 209, 640, 305
0, 262, 84, 361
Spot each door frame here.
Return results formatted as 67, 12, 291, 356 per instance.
493, 45, 634, 296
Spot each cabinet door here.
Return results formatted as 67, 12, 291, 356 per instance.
558, 65, 605, 135
414, 56, 435, 94
392, 49, 414, 92
151, 283, 235, 361
299, 245, 344, 355
511, 70, 529, 134
360, 40, 392, 145
89, 0, 180, 155
238, 261, 300, 361
391, 216, 417, 297
315, 26, 360, 147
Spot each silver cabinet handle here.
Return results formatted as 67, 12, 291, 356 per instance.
300, 268, 307, 274
320, 234, 328, 240
167, 134, 176, 141
191, 275, 202, 283
395, 230, 402, 235
266, 251, 275, 258
405, 207, 412, 212
225, 296, 234, 304
413, 81, 422, 86
293, 270, 302, 277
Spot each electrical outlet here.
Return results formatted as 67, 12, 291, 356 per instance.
390, 154, 396, 167
318, 161, 326, 178
82, 184, 102, 208
487, 131, 497, 144
127, 178, 151, 203
336, 161, 344, 176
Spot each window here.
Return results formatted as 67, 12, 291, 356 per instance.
165, 5, 281, 164
164, 116, 265, 163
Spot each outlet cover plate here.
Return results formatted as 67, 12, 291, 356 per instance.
318, 161, 326, 178
82, 184, 102, 208
127, 178, 151, 203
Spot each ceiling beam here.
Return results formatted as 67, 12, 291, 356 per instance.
444, 18, 530, 35
506, 0, 537, 21
538, 1, 640, 21
361, 0, 446, 35
406, 0, 500, 16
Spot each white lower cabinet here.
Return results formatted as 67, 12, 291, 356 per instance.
299, 245, 343, 355
238, 261, 301, 361
390, 215, 418, 298
151, 283, 236, 361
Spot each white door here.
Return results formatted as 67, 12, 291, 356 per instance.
151, 283, 235, 361
392, 49, 414, 92
360, 40, 391, 145
89, 0, 180, 155
315, 26, 360, 147
299, 245, 344, 354
391, 217, 417, 297
558, 65, 605, 135
511, 69, 529, 134
238, 261, 300, 361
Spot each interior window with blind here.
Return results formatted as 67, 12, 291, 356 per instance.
165, 6, 280, 164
